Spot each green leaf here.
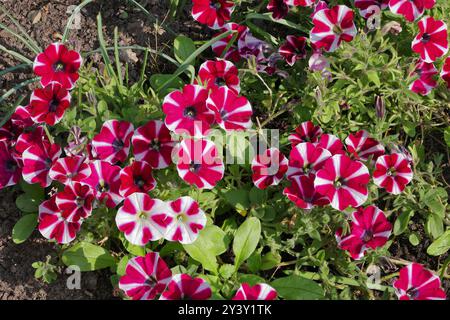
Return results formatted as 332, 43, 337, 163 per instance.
233, 217, 261, 270
422, 188, 446, 218
444, 127, 450, 147
394, 211, 413, 235
174, 35, 196, 64
12, 214, 38, 244
183, 225, 227, 274
366, 70, 381, 87
150, 74, 184, 97
249, 187, 267, 205
62, 242, 116, 271
261, 252, 281, 270
19, 180, 44, 199
427, 230, 450, 256
403, 121, 416, 138
15, 193, 41, 213
219, 264, 235, 280
426, 213, 444, 239
119, 233, 146, 256
116, 256, 130, 276
223, 189, 250, 212
409, 232, 420, 246
238, 273, 266, 286
271, 275, 325, 300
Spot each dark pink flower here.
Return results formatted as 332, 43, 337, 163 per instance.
310, 5, 357, 52
409, 60, 438, 95
393, 263, 446, 300
336, 205, 392, 259
160, 274, 212, 300
283, 175, 329, 209
288, 121, 323, 147
279, 36, 307, 66
441, 56, 450, 88
119, 252, 172, 300
33, 43, 82, 90
317, 133, 345, 155
354, 0, 389, 18
267, 0, 289, 20
211, 23, 249, 62
22, 141, 61, 187
176, 138, 224, 189
389, 0, 435, 22
233, 283, 277, 300
119, 161, 156, 197
92, 120, 134, 164
412, 16, 448, 63
55, 182, 94, 222
344, 130, 385, 161
251, 148, 288, 189
373, 153, 413, 194
198, 59, 240, 94
286, 0, 315, 6
29, 82, 71, 126
0, 141, 21, 189
314, 154, 370, 211
191, 0, 235, 29
287, 142, 331, 178
49, 155, 91, 184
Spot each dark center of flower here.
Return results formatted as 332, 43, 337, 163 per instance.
44, 158, 53, 169
220, 109, 228, 121
97, 181, 109, 193
134, 176, 146, 189
112, 139, 124, 151
386, 167, 396, 176
362, 229, 374, 242
183, 106, 197, 119
138, 211, 148, 219
177, 213, 187, 222
334, 177, 344, 188
75, 197, 85, 207
144, 276, 157, 286
406, 287, 420, 300
215, 77, 227, 87
333, 25, 343, 35
5, 159, 17, 173
150, 139, 161, 151
53, 61, 65, 72
189, 162, 202, 173
210, 0, 222, 9
49, 99, 60, 113
421, 33, 431, 43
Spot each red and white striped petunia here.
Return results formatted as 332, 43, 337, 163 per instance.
119, 161, 156, 197
232, 283, 278, 300
267, 0, 289, 20
15, 126, 49, 158
344, 130, 385, 161
279, 36, 308, 66
251, 148, 288, 190
49, 155, 91, 184
409, 60, 438, 95
354, 0, 389, 19
441, 56, 450, 88
38, 196, 81, 244
164, 196, 207, 244
176, 138, 224, 189
160, 274, 212, 300
28, 82, 71, 126
119, 252, 172, 300
211, 23, 249, 62
162, 84, 215, 137
287, 142, 331, 178
411, 16, 448, 63
283, 175, 329, 209
393, 263, 446, 300
314, 154, 370, 211
318, 133, 345, 156
55, 182, 95, 222
335, 205, 392, 260
191, 0, 235, 29
82, 160, 123, 208
22, 141, 61, 188
198, 59, 240, 94
288, 121, 323, 147
33, 43, 82, 90
206, 86, 252, 131
132, 120, 176, 169
115, 193, 170, 245
92, 120, 134, 164
0, 141, 21, 189
389, 0, 435, 22
10, 105, 34, 130
309, 5, 357, 52
286, 0, 314, 6
373, 153, 413, 194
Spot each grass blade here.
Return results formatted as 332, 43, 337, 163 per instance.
0, 22, 40, 54
0, 44, 33, 64
114, 27, 123, 86
96, 13, 117, 79
0, 77, 38, 105
62, 0, 94, 43
0, 63, 31, 77
245, 12, 311, 34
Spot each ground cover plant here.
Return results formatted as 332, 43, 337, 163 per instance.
0, 0, 449, 300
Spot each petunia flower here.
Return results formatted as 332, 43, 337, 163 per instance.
232, 283, 278, 300
389, 0, 435, 22
335, 205, 392, 259
310, 5, 357, 52
211, 23, 249, 62
308, 51, 330, 72
132, 120, 176, 169
314, 154, 370, 211
164, 196, 207, 244
191, 0, 235, 29
33, 42, 82, 90
393, 263, 446, 300
15, 125, 49, 158
279, 36, 308, 66
409, 60, 438, 95
206, 86, 253, 131
91, 120, 134, 164
162, 84, 215, 137
176, 138, 224, 189
412, 16, 448, 63
354, 0, 389, 19
49, 155, 91, 184
288, 121, 323, 147
317, 133, 345, 155
38, 196, 81, 244
373, 153, 413, 194
115, 193, 170, 246
286, 0, 315, 6
0, 141, 21, 189
119, 252, 172, 300
283, 175, 329, 209
267, 0, 289, 20
22, 141, 61, 188
344, 130, 385, 161
28, 82, 71, 126
287, 142, 331, 178
55, 182, 94, 222
251, 148, 288, 189
119, 161, 156, 197
160, 274, 212, 300
198, 59, 241, 94
82, 160, 123, 208
441, 56, 450, 88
